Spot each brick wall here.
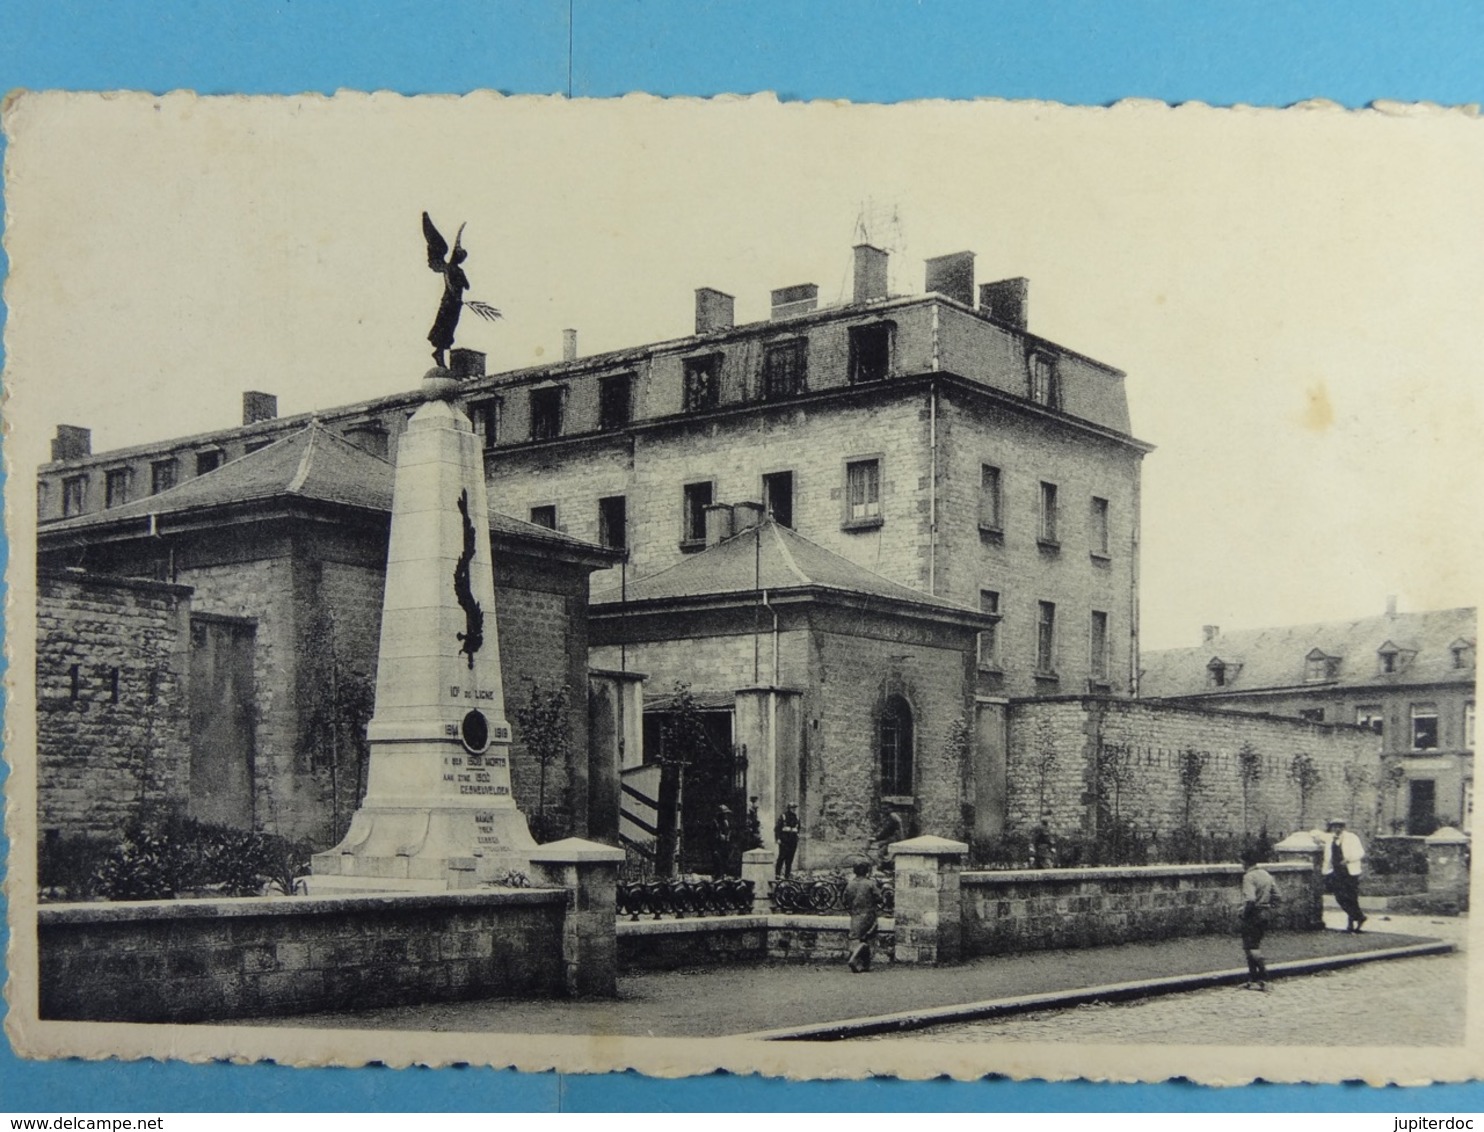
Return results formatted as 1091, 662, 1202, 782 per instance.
37, 571, 193, 838
38, 889, 568, 1022
960, 860, 1319, 956
1007, 697, 1386, 842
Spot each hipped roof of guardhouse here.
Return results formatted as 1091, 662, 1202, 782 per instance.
38, 421, 619, 567
1140, 607, 1477, 697
591, 517, 997, 630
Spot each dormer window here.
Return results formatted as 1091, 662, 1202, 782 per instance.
1029, 350, 1061, 409
1304, 649, 1341, 683
1449, 638, 1476, 670
683, 354, 721, 412
1207, 658, 1228, 688
1376, 640, 1416, 675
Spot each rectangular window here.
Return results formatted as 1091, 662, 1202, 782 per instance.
598, 495, 627, 552
105, 468, 130, 509
530, 386, 564, 441
1091, 496, 1110, 556
762, 470, 794, 529
761, 339, 807, 400
195, 449, 224, 475
150, 458, 178, 495
1030, 352, 1061, 408
62, 475, 87, 517
1466, 702, 1475, 750
1411, 703, 1439, 750
1355, 706, 1384, 736
37, 481, 47, 518
978, 590, 1000, 669
1298, 708, 1326, 723
598, 374, 633, 430
529, 505, 557, 530
979, 465, 1003, 531
683, 354, 721, 412
469, 398, 501, 449
682, 481, 713, 547
848, 322, 893, 384
1038, 481, 1059, 545
1306, 653, 1341, 682
1089, 610, 1110, 682
845, 458, 882, 525
1036, 601, 1057, 674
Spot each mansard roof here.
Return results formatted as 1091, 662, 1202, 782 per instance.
38, 422, 615, 563
1141, 607, 1477, 698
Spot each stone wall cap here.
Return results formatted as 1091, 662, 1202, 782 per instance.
1274, 831, 1323, 852
1426, 825, 1470, 845
37, 887, 565, 924
529, 837, 627, 863
962, 860, 1310, 884
889, 835, 969, 857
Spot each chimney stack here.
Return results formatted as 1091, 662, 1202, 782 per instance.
449, 349, 486, 379
733, 501, 765, 533
562, 328, 578, 362
979, 277, 1029, 329
243, 391, 278, 426
695, 288, 735, 334
924, 251, 976, 307
1202, 625, 1221, 645
770, 283, 818, 320
853, 244, 889, 304
704, 502, 735, 546
50, 424, 92, 462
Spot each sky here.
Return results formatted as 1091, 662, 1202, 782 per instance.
4, 91, 1481, 650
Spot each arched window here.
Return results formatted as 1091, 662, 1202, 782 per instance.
879, 694, 914, 798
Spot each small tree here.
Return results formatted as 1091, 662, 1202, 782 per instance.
1288, 752, 1322, 828
1237, 743, 1263, 836
298, 608, 375, 844
1343, 762, 1374, 829
511, 680, 573, 843
1384, 762, 1408, 833
1178, 747, 1209, 829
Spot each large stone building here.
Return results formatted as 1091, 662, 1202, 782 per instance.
1141, 605, 1477, 834
37, 241, 1176, 867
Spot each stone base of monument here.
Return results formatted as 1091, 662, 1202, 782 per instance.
306, 804, 537, 894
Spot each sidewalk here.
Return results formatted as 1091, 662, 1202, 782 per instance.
252, 912, 1454, 1039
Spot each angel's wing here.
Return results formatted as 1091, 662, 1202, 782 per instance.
422, 211, 449, 271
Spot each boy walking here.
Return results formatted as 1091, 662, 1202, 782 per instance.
1239, 849, 1279, 991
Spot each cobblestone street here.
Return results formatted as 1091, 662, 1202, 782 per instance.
876, 913, 1469, 1047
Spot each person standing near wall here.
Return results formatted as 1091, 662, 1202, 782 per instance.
844, 861, 882, 973
1321, 817, 1368, 932
774, 802, 800, 878
1239, 848, 1279, 991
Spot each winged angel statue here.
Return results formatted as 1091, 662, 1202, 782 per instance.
422, 212, 503, 369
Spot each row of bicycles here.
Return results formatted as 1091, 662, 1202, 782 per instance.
617, 875, 755, 920
770, 869, 895, 916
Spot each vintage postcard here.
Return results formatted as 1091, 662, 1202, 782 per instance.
3, 91, 1482, 1085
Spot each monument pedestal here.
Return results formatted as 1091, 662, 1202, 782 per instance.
310, 372, 536, 893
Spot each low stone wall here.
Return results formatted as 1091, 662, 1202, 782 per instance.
617, 915, 895, 971
960, 860, 1319, 957
39, 889, 569, 1023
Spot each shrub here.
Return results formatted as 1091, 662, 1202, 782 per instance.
89, 811, 313, 901
38, 833, 115, 902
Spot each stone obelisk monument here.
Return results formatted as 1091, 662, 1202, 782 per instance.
310, 367, 536, 891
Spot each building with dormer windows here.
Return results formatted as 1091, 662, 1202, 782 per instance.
1140, 603, 1477, 834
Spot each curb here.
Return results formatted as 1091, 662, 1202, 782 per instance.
733, 939, 1455, 1042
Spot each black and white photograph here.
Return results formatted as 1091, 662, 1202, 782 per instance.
3, 91, 1480, 1083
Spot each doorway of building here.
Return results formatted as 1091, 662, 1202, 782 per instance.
1408, 778, 1437, 836
642, 706, 745, 876
188, 614, 258, 828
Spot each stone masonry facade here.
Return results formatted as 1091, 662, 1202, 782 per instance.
1007, 696, 1384, 842
37, 570, 192, 839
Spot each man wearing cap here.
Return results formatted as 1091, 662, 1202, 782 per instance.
1321, 817, 1367, 932
774, 802, 801, 878
1239, 848, 1280, 991
711, 805, 734, 878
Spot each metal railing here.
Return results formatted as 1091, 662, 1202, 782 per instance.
770, 870, 895, 916
617, 875, 755, 919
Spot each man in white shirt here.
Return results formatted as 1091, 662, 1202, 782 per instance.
1321, 817, 1367, 932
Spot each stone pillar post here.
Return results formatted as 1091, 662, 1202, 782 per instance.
529, 838, 626, 997
1274, 831, 1324, 929
888, 835, 968, 966
741, 848, 776, 914
1425, 826, 1470, 906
